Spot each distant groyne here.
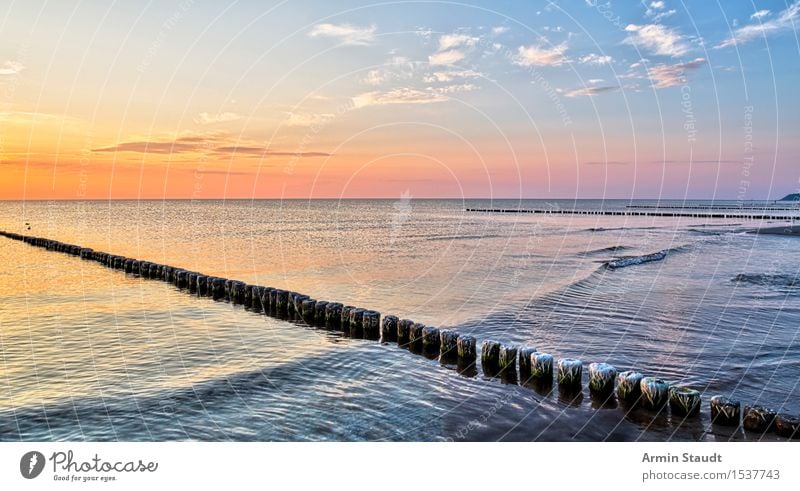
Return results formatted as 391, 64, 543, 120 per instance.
1, 230, 797, 439
466, 207, 799, 221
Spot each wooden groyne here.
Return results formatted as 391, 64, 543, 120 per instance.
1, 229, 797, 439
626, 204, 799, 211
466, 208, 799, 221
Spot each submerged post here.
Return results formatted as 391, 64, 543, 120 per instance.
362, 310, 381, 340
774, 414, 800, 439
381, 315, 398, 342
639, 377, 669, 410
710, 396, 741, 426
669, 387, 701, 416
439, 330, 458, 362
616, 371, 644, 403
456, 335, 476, 367
530, 352, 554, 383
518, 347, 536, 381
409, 323, 425, 351
743, 405, 776, 433
588, 362, 617, 395
397, 319, 413, 346
422, 326, 440, 353
481, 341, 501, 373
325, 302, 343, 328
557, 358, 583, 389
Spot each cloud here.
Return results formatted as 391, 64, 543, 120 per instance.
750, 10, 771, 20
717, 1, 799, 48
624, 24, 690, 57
93, 135, 330, 157
0, 60, 24, 75
193, 112, 240, 125
213, 146, 331, 157
646, 57, 706, 88
514, 42, 569, 66
565, 85, 619, 97
579, 53, 613, 65
438, 33, 480, 50
285, 112, 336, 127
308, 23, 376, 46
433, 83, 477, 94
492, 26, 509, 35
423, 69, 482, 83
363, 69, 386, 86
429, 49, 466, 65
351, 88, 448, 108
645, 1, 676, 22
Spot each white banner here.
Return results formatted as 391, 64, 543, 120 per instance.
1, 442, 797, 490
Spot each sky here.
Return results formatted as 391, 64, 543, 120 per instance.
0, 0, 798, 200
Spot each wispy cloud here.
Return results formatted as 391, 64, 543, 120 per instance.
0, 60, 25, 75
429, 49, 466, 65
565, 85, 619, 97
492, 26, 509, 35
423, 69, 482, 83
93, 134, 331, 157
624, 24, 690, 57
193, 112, 240, 125
646, 57, 706, 88
351, 88, 447, 108
717, 1, 799, 48
579, 53, 613, 65
645, 1, 676, 22
751, 10, 771, 20
308, 23, 376, 46
433, 83, 477, 94
438, 33, 480, 50
514, 42, 569, 66
285, 112, 335, 127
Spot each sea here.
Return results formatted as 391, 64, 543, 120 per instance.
0, 199, 798, 441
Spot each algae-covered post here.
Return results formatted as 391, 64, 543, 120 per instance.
456, 335, 477, 366
710, 396, 741, 426
743, 405, 776, 433
588, 362, 617, 395
616, 371, 644, 403
362, 310, 381, 340
421, 326, 440, 352
481, 341, 501, 374
325, 302, 343, 328
530, 352, 553, 382
639, 377, 669, 410
381, 315, 398, 342
438, 330, 458, 362
557, 358, 582, 388
518, 347, 537, 381
397, 319, 413, 346
668, 387, 701, 416
774, 414, 799, 439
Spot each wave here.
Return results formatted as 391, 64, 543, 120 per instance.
577, 245, 632, 257
602, 243, 693, 269
732, 273, 799, 289
581, 226, 662, 233
426, 234, 501, 241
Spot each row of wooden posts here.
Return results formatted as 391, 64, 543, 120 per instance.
1, 230, 797, 439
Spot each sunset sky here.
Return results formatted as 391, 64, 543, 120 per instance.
1, 0, 798, 200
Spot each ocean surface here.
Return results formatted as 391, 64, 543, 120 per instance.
0, 199, 798, 441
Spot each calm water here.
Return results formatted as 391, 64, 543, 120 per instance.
0, 199, 798, 441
